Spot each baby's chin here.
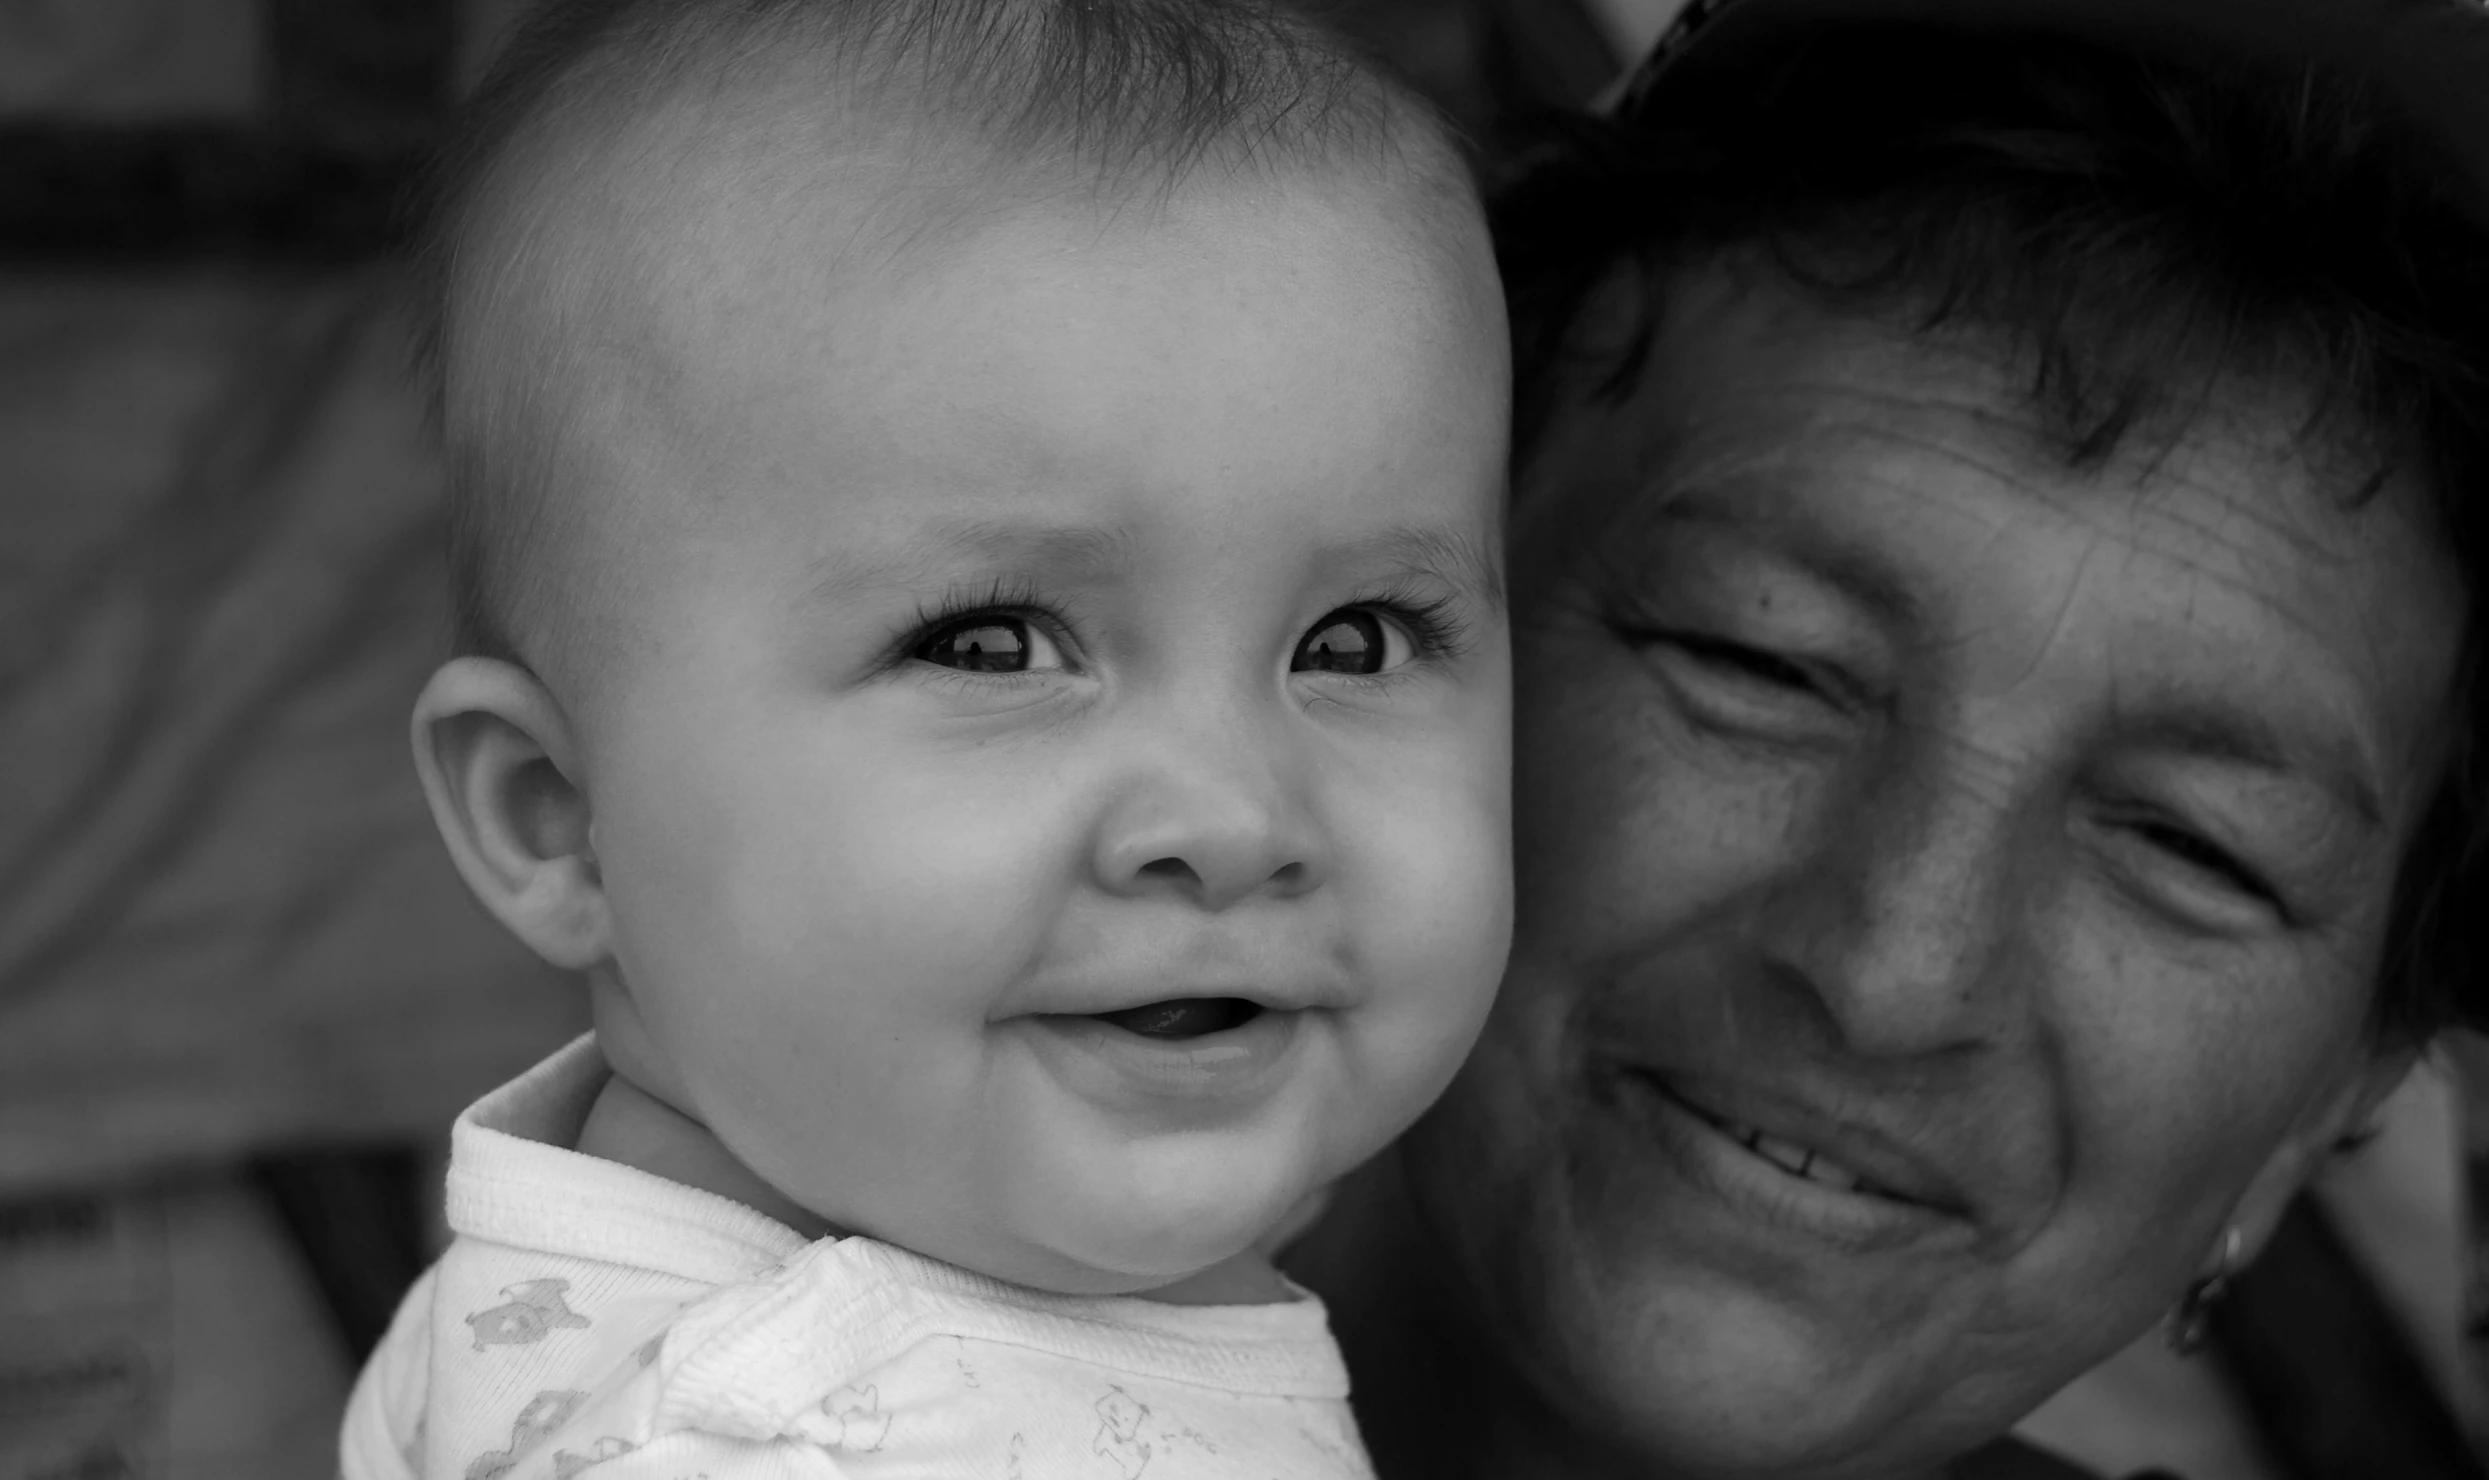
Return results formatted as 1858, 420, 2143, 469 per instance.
1021, 1206, 1304, 1300
895, 1152, 1323, 1300
1047, 1219, 1289, 1299
984, 1237, 1295, 1304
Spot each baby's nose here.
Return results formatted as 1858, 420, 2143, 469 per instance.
1088, 728, 1329, 910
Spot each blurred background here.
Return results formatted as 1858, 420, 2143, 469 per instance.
0, 2, 2471, 1477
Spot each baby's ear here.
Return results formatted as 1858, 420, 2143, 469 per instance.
411, 656, 611, 971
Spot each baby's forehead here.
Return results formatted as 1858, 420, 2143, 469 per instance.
455, 86, 1487, 457
436, 33, 1494, 676
470, 161, 1502, 645
513, 159, 1490, 467
427, 0, 1499, 694
446, 0, 1484, 356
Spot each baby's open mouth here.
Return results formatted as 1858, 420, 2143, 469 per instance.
1089, 998, 1265, 1039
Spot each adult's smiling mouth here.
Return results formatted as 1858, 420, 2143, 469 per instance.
1669, 1088, 1909, 1202
1609, 1065, 1975, 1238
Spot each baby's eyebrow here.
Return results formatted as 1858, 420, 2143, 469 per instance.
919, 519, 1137, 575
800, 519, 1136, 605
799, 518, 1502, 609
1340, 525, 1506, 609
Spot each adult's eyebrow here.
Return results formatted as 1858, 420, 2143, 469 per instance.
2126, 706, 2388, 834
800, 519, 1136, 606
1642, 490, 1921, 629
1654, 492, 2392, 830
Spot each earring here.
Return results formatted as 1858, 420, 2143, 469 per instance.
2165, 1225, 2244, 1357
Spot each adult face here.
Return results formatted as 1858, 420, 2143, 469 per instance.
1404, 264, 2459, 1477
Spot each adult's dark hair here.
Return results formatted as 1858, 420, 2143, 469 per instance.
415, 0, 1451, 667
1493, 23, 2489, 1045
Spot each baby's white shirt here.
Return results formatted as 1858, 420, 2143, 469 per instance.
340, 1036, 1374, 1480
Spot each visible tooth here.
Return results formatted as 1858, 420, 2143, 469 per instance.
1808, 1159, 1866, 1193
1724, 1127, 1877, 1197
1710, 1113, 1881, 1198
1750, 1133, 1813, 1175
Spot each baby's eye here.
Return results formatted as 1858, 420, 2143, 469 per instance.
1292, 608, 1414, 676
915, 615, 1066, 673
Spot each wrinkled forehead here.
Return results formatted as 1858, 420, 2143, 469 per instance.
1523, 264, 2465, 806
1530, 258, 2452, 574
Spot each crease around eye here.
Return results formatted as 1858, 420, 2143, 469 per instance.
1648, 626, 1823, 695
1632, 619, 1831, 701
2129, 819, 2284, 911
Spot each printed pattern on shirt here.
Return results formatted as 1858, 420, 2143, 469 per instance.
339, 1037, 1372, 1480
408, 1239, 1370, 1480
467, 1280, 592, 1351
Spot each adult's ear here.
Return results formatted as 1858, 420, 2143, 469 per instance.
2219, 1047, 2416, 1269
411, 656, 611, 971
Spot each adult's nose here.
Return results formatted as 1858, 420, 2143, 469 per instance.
1757, 738, 2032, 1059
1087, 701, 1330, 912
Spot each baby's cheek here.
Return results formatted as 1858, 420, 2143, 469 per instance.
1386, 779, 1514, 979
719, 743, 1053, 969
1340, 791, 1513, 1138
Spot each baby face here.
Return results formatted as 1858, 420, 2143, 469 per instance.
555, 170, 1512, 1293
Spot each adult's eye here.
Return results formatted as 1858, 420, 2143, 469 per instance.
1663, 630, 1820, 692
2133, 821, 2281, 911
1293, 608, 1413, 675
1628, 622, 1869, 748
915, 615, 1065, 674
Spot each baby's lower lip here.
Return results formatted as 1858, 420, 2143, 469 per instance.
1014, 1005, 1306, 1115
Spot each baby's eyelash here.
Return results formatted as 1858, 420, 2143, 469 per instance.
1354, 582, 1474, 661
886, 577, 1060, 665
880, 577, 1475, 671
